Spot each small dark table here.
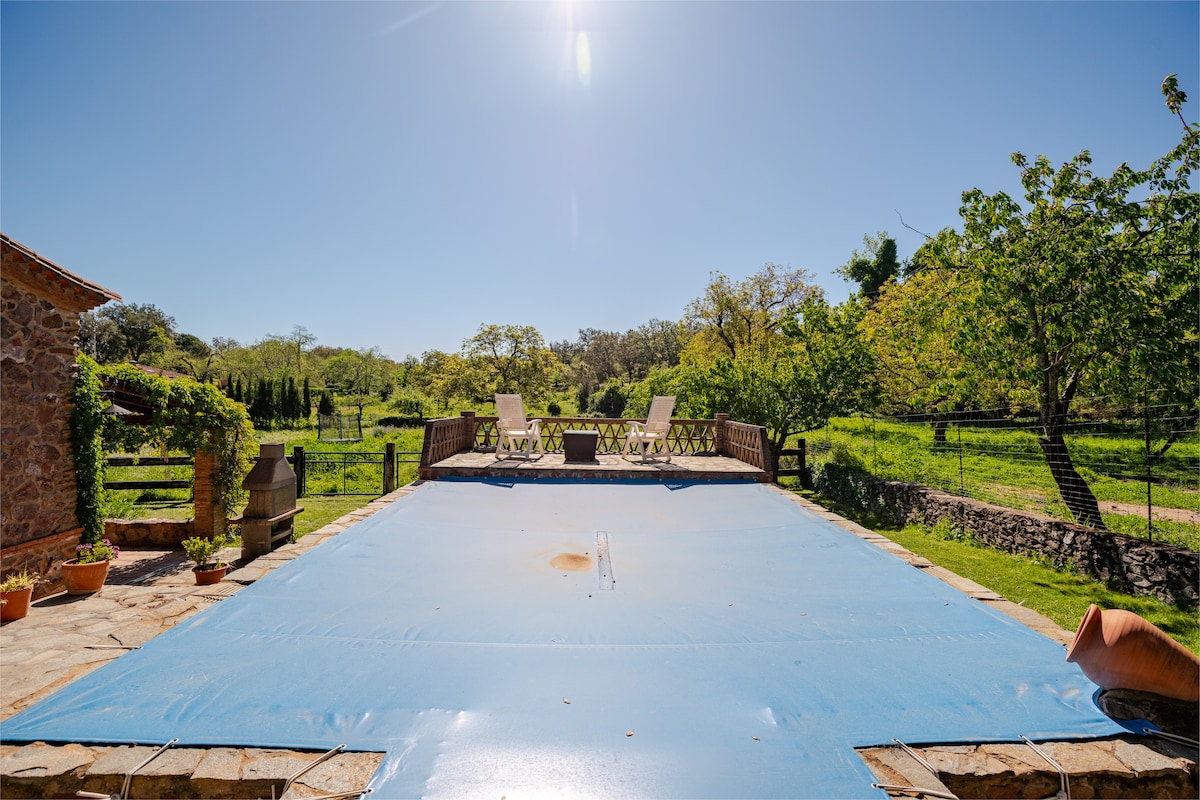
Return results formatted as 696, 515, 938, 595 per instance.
563, 430, 600, 463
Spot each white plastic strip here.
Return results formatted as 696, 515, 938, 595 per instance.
596, 531, 614, 590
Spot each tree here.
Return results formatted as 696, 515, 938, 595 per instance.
325, 347, 388, 414
690, 298, 879, 460
837, 231, 902, 300
97, 303, 176, 363
461, 324, 558, 403
937, 76, 1198, 528
317, 391, 335, 417
168, 334, 238, 383
265, 325, 316, 376
79, 311, 125, 363
860, 243, 1012, 443
683, 263, 820, 361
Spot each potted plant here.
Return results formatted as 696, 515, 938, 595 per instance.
61, 539, 119, 595
182, 534, 231, 586
1, 569, 37, 622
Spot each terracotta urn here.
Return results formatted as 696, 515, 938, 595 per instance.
192, 565, 228, 586
1, 586, 34, 622
1066, 604, 1199, 703
61, 559, 110, 595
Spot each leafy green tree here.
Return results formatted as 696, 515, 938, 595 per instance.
588, 378, 628, 418
936, 76, 1198, 528
317, 391, 335, 417
683, 263, 821, 362
690, 298, 879, 460
79, 311, 125, 363
837, 231, 903, 300
861, 245, 1013, 442
97, 303, 175, 363
325, 347, 388, 415
167, 334, 237, 383
462, 324, 558, 403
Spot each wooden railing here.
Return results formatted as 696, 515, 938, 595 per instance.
420, 415, 473, 468
419, 412, 775, 478
722, 420, 773, 474
468, 416, 719, 455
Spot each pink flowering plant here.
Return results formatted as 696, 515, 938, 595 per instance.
75, 539, 119, 564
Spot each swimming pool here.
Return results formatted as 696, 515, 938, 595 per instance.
2, 479, 1121, 797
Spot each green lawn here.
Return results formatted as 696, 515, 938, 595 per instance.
805, 417, 1199, 551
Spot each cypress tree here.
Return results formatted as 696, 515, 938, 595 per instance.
318, 391, 335, 417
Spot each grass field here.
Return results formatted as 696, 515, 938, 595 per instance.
803, 416, 1199, 551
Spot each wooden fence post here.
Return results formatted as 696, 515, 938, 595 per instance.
799, 438, 810, 488
384, 442, 396, 494
293, 446, 306, 498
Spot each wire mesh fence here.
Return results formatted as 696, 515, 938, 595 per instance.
805, 400, 1199, 550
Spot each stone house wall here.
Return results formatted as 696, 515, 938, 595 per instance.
1, 235, 120, 591
1, 280, 82, 548
816, 464, 1198, 607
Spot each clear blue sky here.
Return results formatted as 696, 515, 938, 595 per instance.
3, 1, 1196, 361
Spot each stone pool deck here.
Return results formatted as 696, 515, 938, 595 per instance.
1, 483, 1194, 798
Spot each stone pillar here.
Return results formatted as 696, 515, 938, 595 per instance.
713, 413, 729, 456
461, 411, 476, 450
193, 449, 227, 538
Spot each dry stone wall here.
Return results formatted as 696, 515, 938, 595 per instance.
817, 464, 1198, 607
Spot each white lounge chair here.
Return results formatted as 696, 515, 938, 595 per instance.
623, 395, 675, 462
494, 394, 543, 460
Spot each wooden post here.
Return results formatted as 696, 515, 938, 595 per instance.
461, 411, 476, 451
759, 426, 776, 482
293, 446, 305, 498
799, 438, 811, 489
713, 413, 729, 456
384, 442, 396, 494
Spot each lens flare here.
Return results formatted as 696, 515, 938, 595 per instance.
575, 31, 591, 87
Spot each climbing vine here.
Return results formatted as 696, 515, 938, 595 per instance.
70, 354, 107, 543
72, 355, 256, 541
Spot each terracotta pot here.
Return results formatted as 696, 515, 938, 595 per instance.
1, 586, 34, 622
192, 565, 228, 586
1066, 604, 1199, 703
61, 559, 110, 595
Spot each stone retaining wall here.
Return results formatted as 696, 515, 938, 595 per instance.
104, 518, 195, 548
816, 464, 1198, 607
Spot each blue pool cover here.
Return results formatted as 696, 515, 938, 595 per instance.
3, 479, 1122, 797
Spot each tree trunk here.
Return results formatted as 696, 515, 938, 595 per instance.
932, 419, 948, 446
1038, 433, 1106, 529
